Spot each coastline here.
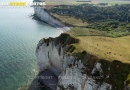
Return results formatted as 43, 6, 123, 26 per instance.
25, 6, 130, 90
33, 7, 70, 32
26, 7, 71, 90
30, 3, 130, 89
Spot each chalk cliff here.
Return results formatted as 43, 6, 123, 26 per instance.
35, 34, 112, 90
34, 6, 70, 32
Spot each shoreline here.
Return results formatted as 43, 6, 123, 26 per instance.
33, 8, 70, 33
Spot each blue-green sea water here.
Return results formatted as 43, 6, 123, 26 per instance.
0, 7, 62, 90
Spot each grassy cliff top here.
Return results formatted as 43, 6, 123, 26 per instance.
56, 31, 130, 89
67, 28, 130, 63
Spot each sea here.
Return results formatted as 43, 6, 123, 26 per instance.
0, 6, 62, 90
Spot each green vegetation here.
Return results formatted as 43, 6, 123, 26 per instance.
99, 60, 130, 90
87, 21, 130, 37
126, 73, 130, 86
47, 4, 130, 37
69, 27, 106, 36
48, 4, 130, 23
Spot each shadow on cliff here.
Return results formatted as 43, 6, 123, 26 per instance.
28, 67, 60, 90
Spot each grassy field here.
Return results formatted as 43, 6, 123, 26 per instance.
67, 28, 130, 63
51, 14, 89, 27
45, 0, 130, 6
69, 27, 106, 36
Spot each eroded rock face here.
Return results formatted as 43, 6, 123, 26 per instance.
35, 38, 112, 90
57, 66, 87, 90
36, 38, 74, 72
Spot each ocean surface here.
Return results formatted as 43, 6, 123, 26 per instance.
0, 7, 62, 90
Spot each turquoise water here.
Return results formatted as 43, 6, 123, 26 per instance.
0, 7, 62, 90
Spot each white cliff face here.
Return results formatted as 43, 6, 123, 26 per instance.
34, 7, 70, 32
36, 39, 87, 90
84, 78, 112, 90
36, 39, 112, 90
57, 66, 87, 90
91, 62, 103, 74
36, 39, 74, 72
